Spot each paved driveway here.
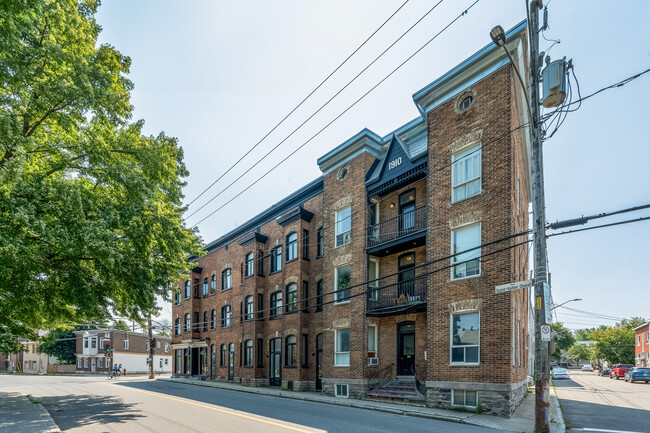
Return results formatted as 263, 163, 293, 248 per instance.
553, 369, 650, 433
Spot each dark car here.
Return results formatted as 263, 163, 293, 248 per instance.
624, 367, 650, 383
600, 366, 611, 376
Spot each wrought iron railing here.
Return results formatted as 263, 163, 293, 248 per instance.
368, 362, 395, 389
367, 206, 427, 247
367, 275, 427, 312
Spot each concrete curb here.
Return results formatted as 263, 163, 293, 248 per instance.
159, 378, 468, 425
34, 403, 62, 433
551, 392, 566, 433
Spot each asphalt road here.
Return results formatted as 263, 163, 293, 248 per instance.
553, 369, 650, 433
0, 375, 496, 433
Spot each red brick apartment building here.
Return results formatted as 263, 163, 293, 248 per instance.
172, 21, 531, 416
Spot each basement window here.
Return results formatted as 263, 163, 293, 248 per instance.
335, 384, 349, 398
452, 389, 477, 408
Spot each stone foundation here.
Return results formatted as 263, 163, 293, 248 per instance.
321, 378, 371, 399
425, 379, 527, 417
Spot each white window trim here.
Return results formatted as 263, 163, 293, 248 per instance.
334, 328, 350, 367
368, 257, 379, 301
368, 324, 378, 359
449, 310, 480, 366
451, 142, 482, 203
334, 384, 349, 398
123, 339, 129, 350
452, 389, 478, 408
334, 264, 351, 304
165, 343, 169, 353
335, 206, 352, 248
450, 222, 481, 281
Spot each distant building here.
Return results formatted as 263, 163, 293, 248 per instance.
0, 330, 56, 374
74, 329, 172, 374
634, 322, 649, 367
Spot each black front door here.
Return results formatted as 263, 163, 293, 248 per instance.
398, 253, 415, 298
269, 338, 282, 387
228, 343, 235, 381
398, 323, 415, 376
191, 347, 199, 375
315, 333, 323, 390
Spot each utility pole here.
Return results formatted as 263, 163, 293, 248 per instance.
529, 1, 551, 432
148, 315, 154, 379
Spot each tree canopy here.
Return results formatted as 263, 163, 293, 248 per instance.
0, 0, 202, 351
587, 317, 645, 365
551, 322, 575, 361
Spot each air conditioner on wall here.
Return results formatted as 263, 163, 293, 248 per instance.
368, 357, 379, 366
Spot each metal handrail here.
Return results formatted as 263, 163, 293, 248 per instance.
368, 362, 395, 389
367, 274, 427, 312
368, 205, 427, 247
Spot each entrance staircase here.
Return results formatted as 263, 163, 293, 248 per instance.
367, 376, 426, 404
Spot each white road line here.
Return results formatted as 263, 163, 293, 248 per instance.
573, 428, 646, 433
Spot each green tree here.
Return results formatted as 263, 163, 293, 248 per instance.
567, 343, 594, 363
38, 327, 77, 364
0, 0, 202, 352
587, 318, 645, 364
112, 320, 131, 332
551, 322, 575, 361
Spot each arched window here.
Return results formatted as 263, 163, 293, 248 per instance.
244, 295, 254, 321
203, 278, 209, 297
285, 283, 297, 313
245, 253, 254, 277
244, 340, 253, 367
184, 280, 191, 299
210, 275, 216, 294
285, 335, 296, 367
286, 232, 297, 261
222, 268, 232, 290
270, 291, 282, 318
184, 313, 190, 332
220, 344, 226, 367
174, 318, 181, 335
203, 311, 208, 331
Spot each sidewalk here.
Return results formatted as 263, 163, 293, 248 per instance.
162, 377, 565, 433
0, 392, 60, 433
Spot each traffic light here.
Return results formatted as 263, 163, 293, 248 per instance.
150, 338, 156, 352
104, 343, 111, 353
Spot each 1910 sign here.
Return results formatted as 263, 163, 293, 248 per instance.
387, 157, 402, 170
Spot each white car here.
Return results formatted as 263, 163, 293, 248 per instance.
552, 367, 570, 380
580, 364, 593, 371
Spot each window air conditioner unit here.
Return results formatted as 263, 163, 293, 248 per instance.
368, 357, 379, 366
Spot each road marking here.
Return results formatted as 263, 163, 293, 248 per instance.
572, 428, 646, 433
125, 386, 317, 432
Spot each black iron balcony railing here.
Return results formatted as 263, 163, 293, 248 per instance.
367, 274, 427, 312
367, 206, 427, 247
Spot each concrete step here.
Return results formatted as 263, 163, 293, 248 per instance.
367, 379, 426, 404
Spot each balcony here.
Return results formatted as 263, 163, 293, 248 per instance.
367, 206, 427, 256
366, 275, 427, 316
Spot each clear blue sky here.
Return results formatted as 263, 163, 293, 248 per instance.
95, 0, 650, 330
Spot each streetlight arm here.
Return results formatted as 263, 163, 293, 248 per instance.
551, 298, 582, 310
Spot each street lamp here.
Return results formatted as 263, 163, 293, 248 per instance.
551, 298, 582, 310
490, 25, 531, 111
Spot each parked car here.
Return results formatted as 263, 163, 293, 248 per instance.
609, 364, 634, 379
624, 367, 650, 383
581, 364, 593, 371
552, 367, 570, 380
600, 366, 611, 376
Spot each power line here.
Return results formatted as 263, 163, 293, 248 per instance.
186, 0, 413, 208
188, 0, 481, 227
186, 0, 448, 218
547, 215, 650, 238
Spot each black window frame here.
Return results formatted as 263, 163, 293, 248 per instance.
203, 278, 209, 297
220, 344, 226, 367
286, 232, 297, 262
194, 278, 200, 298
175, 318, 181, 335
302, 229, 310, 259
270, 291, 283, 319
285, 335, 297, 367
302, 280, 309, 312
210, 309, 216, 330
244, 295, 254, 321
257, 338, 264, 367
270, 246, 282, 273
174, 290, 181, 306
244, 340, 253, 367
193, 311, 199, 331
184, 280, 191, 299
286, 283, 297, 314
257, 294, 264, 320
316, 279, 323, 312
203, 311, 208, 332
184, 313, 190, 333
245, 252, 254, 277
221, 305, 231, 328
257, 250, 264, 276
301, 334, 309, 367
221, 268, 232, 291
316, 227, 324, 258
210, 275, 216, 295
